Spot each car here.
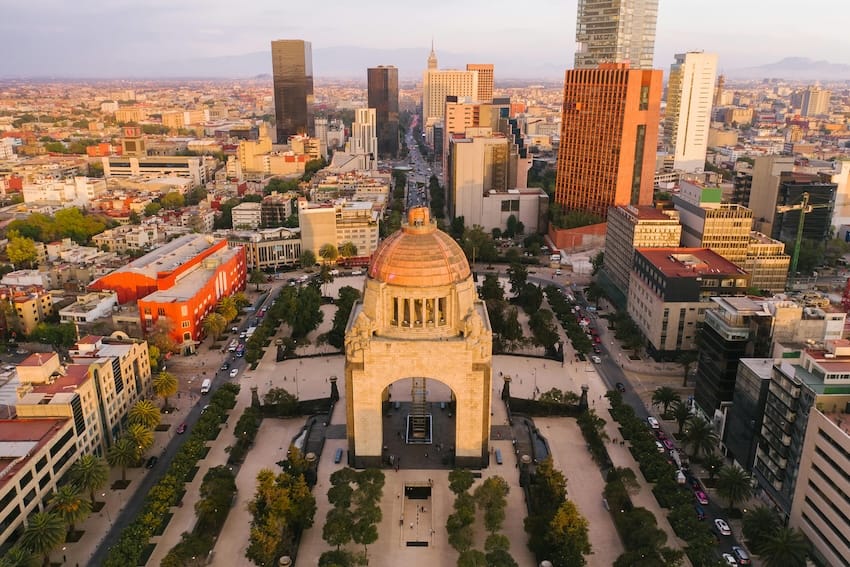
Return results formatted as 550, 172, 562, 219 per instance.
694, 505, 706, 520
145, 456, 158, 469
555, 269, 562, 276
220, 362, 230, 371
731, 546, 751, 565
615, 382, 626, 393
351, 269, 363, 276
647, 416, 660, 429
655, 429, 667, 440
594, 336, 602, 344
655, 441, 665, 453
721, 553, 737, 565
176, 423, 187, 434
714, 518, 732, 536
591, 355, 602, 364
663, 439, 675, 450
334, 448, 344, 464
592, 345, 601, 354
201, 404, 210, 413
230, 368, 239, 378
694, 490, 709, 505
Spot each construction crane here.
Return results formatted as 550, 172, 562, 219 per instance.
775, 192, 830, 276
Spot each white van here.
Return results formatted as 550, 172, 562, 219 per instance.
200, 379, 212, 395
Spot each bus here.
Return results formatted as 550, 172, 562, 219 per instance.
235, 344, 246, 358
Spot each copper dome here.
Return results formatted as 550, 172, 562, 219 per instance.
368, 207, 471, 287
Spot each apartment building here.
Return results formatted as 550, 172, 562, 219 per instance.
224, 228, 302, 271
574, 0, 659, 70
91, 224, 160, 253
21, 176, 107, 208
102, 155, 207, 186
0, 286, 54, 335
298, 198, 379, 260
58, 291, 119, 324
665, 52, 717, 172
231, 202, 262, 229
628, 248, 749, 360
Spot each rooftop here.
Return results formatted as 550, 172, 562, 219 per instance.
27, 364, 89, 395
140, 244, 242, 303
635, 247, 747, 279
622, 205, 677, 221
0, 418, 71, 491
110, 234, 216, 279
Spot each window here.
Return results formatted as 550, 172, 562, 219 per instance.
181, 321, 190, 328
157, 308, 166, 316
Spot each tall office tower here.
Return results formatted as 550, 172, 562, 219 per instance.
367, 65, 400, 158
801, 85, 831, 117
714, 74, 726, 108
554, 63, 662, 219
467, 64, 494, 102
271, 39, 314, 142
574, 0, 659, 69
422, 47, 478, 139
348, 108, 378, 170
665, 52, 718, 172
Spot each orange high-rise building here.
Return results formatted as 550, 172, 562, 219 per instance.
466, 63, 494, 102
554, 63, 662, 219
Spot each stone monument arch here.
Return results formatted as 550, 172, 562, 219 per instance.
345, 206, 492, 468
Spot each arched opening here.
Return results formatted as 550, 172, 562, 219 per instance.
379, 377, 457, 469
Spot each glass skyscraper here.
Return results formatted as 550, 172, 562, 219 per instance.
367, 65, 399, 158
271, 39, 314, 142
574, 0, 659, 69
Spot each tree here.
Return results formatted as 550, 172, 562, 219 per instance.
319, 243, 339, 265
584, 281, 605, 308
591, 251, 604, 275
716, 465, 753, 512
449, 468, 475, 494
457, 550, 488, 567
125, 423, 154, 459
670, 400, 690, 435
152, 370, 178, 410
338, 241, 358, 259
546, 500, 591, 567
300, 249, 317, 268
322, 507, 354, 550
68, 454, 109, 506
742, 506, 781, 549
249, 269, 266, 291
27, 323, 77, 348
651, 386, 681, 416
107, 437, 136, 482
128, 211, 141, 225
479, 274, 504, 302
0, 546, 38, 567
18, 512, 65, 567
702, 452, 724, 481
160, 191, 185, 209
288, 285, 324, 339
758, 527, 809, 567
506, 262, 528, 297
682, 417, 719, 459
144, 202, 162, 217
146, 318, 177, 353
201, 312, 227, 341
326, 286, 361, 349
217, 296, 238, 323
529, 309, 560, 351
677, 350, 699, 386
128, 399, 161, 430
49, 484, 91, 533
6, 232, 38, 268
232, 291, 250, 309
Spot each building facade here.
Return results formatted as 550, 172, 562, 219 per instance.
665, 52, 717, 173
367, 66, 400, 158
348, 109, 378, 171
271, 39, 314, 142
554, 64, 662, 219
466, 64, 494, 102
298, 199, 380, 260
224, 228, 302, 271
601, 205, 682, 306
574, 0, 659, 70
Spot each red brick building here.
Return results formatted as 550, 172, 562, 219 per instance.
89, 235, 246, 351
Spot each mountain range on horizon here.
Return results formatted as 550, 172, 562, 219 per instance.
4, 48, 850, 82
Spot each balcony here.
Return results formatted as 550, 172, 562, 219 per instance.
782, 434, 792, 446
704, 309, 750, 341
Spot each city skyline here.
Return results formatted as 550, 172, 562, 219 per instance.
1, 0, 848, 79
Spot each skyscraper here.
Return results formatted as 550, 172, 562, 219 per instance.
554, 63, 662, 219
574, 0, 659, 69
466, 64, 494, 102
271, 39, 314, 142
367, 66, 400, 158
801, 85, 831, 117
421, 46, 478, 142
348, 108, 378, 171
665, 52, 718, 172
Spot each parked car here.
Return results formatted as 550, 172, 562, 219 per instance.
731, 546, 751, 565
145, 456, 158, 469
714, 518, 732, 536
721, 553, 737, 565
615, 382, 626, 393
647, 416, 660, 429
176, 423, 187, 435
694, 505, 706, 521
591, 355, 602, 364
694, 490, 709, 505
663, 439, 675, 450
220, 362, 230, 371
230, 368, 239, 378
593, 345, 601, 354
655, 441, 665, 453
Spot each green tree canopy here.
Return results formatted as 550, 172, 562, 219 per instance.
6, 231, 39, 268
160, 191, 185, 209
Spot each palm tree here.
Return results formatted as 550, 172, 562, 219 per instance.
217, 296, 238, 323
249, 269, 266, 291
49, 484, 91, 533
584, 281, 605, 308
319, 243, 339, 265
742, 506, 780, 548
231, 291, 250, 310
338, 241, 358, 259
19, 511, 65, 567
716, 465, 753, 512
758, 526, 809, 567
128, 399, 161, 430
677, 350, 699, 387
0, 546, 38, 567
152, 370, 178, 410
651, 386, 681, 416
202, 312, 226, 341
670, 400, 691, 435
702, 452, 724, 481
107, 438, 137, 482
682, 417, 718, 459
125, 423, 154, 460
68, 454, 108, 507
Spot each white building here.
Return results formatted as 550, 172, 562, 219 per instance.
422, 48, 479, 142
102, 156, 207, 186
231, 202, 263, 230
666, 52, 718, 173
21, 176, 107, 208
347, 108, 378, 171
59, 291, 119, 323
91, 224, 160, 253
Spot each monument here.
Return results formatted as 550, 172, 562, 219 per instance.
345, 206, 492, 468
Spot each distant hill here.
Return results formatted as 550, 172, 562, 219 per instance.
726, 57, 850, 81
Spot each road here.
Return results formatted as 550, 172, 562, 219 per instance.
89, 287, 282, 565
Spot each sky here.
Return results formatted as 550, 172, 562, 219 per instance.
0, 0, 848, 78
